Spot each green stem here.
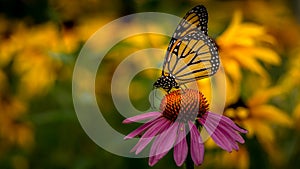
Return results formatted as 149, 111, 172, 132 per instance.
185, 155, 194, 169
185, 132, 194, 169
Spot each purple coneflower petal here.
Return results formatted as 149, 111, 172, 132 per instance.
149, 122, 178, 166
132, 117, 171, 154
174, 123, 188, 166
199, 112, 247, 152
198, 117, 232, 151
208, 112, 247, 133
148, 121, 172, 163
215, 124, 240, 150
218, 127, 239, 151
188, 121, 204, 166
218, 121, 245, 144
125, 116, 161, 140
122, 112, 161, 124
205, 112, 246, 144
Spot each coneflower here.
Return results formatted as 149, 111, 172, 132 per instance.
123, 89, 247, 167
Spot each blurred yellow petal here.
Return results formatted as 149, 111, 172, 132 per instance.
217, 9, 280, 88
223, 59, 242, 82
251, 105, 293, 127
225, 75, 241, 105
236, 107, 250, 119
13, 49, 61, 98
282, 69, 300, 90
204, 137, 217, 149
293, 103, 300, 129
233, 36, 255, 47
0, 41, 15, 67
233, 49, 268, 77
217, 10, 242, 44
0, 70, 8, 91
246, 119, 274, 143
253, 120, 284, 164
221, 59, 242, 105
251, 47, 281, 65
196, 78, 212, 103
16, 123, 34, 149
222, 146, 249, 169
278, 51, 300, 93
247, 87, 282, 106
61, 30, 80, 53
238, 147, 250, 169
203, 145, 249, 169
0, 96, 32, 149
77, 17, 110, 41
224, 108, 236, 118
242, 119, 255, 138
238, 23, 265, 36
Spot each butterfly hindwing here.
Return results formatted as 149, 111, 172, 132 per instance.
164, 31, 219, 84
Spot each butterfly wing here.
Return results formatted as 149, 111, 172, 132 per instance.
164, 32, 219, 84
173, 5, 208, 38
162, 5, 219, 85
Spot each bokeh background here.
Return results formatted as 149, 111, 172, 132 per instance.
1, 0, 300, 169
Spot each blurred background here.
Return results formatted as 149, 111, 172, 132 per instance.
1, 0, 300, 169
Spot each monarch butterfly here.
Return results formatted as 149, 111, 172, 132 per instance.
153, 5, 220, 92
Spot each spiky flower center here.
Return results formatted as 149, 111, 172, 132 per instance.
160, 89, 209, 122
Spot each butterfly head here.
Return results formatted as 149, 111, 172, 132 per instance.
153, 73, 179, 93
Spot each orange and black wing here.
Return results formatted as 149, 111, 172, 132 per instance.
163, 32, 219, 84
154, 5, 219, 92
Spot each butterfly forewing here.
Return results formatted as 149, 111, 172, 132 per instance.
154, 5, 219, 92
173, 5, 208, 39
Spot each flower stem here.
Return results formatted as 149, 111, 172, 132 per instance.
185, 155, 194, 169
185, 132, 194, 169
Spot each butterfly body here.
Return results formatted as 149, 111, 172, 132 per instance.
154, 5, 219, 92
153, 72, 179, 92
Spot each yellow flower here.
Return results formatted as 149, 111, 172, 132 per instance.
225, 87, 293, 164
288, 52, 300, 128
203, 137, 249, 169
0, 18, 21, 68
0, 22, 67, 99
77, 16, 113, 42
243, 1, 300, 50
216, 10, 281, 104
277, 49, 300, 93
48, 0, 104, 20
293, 102, 300, 130
0, 19, 71, 152
205, 146, 249, 169
0, 96, 33, 149
13, 49, 61, 98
